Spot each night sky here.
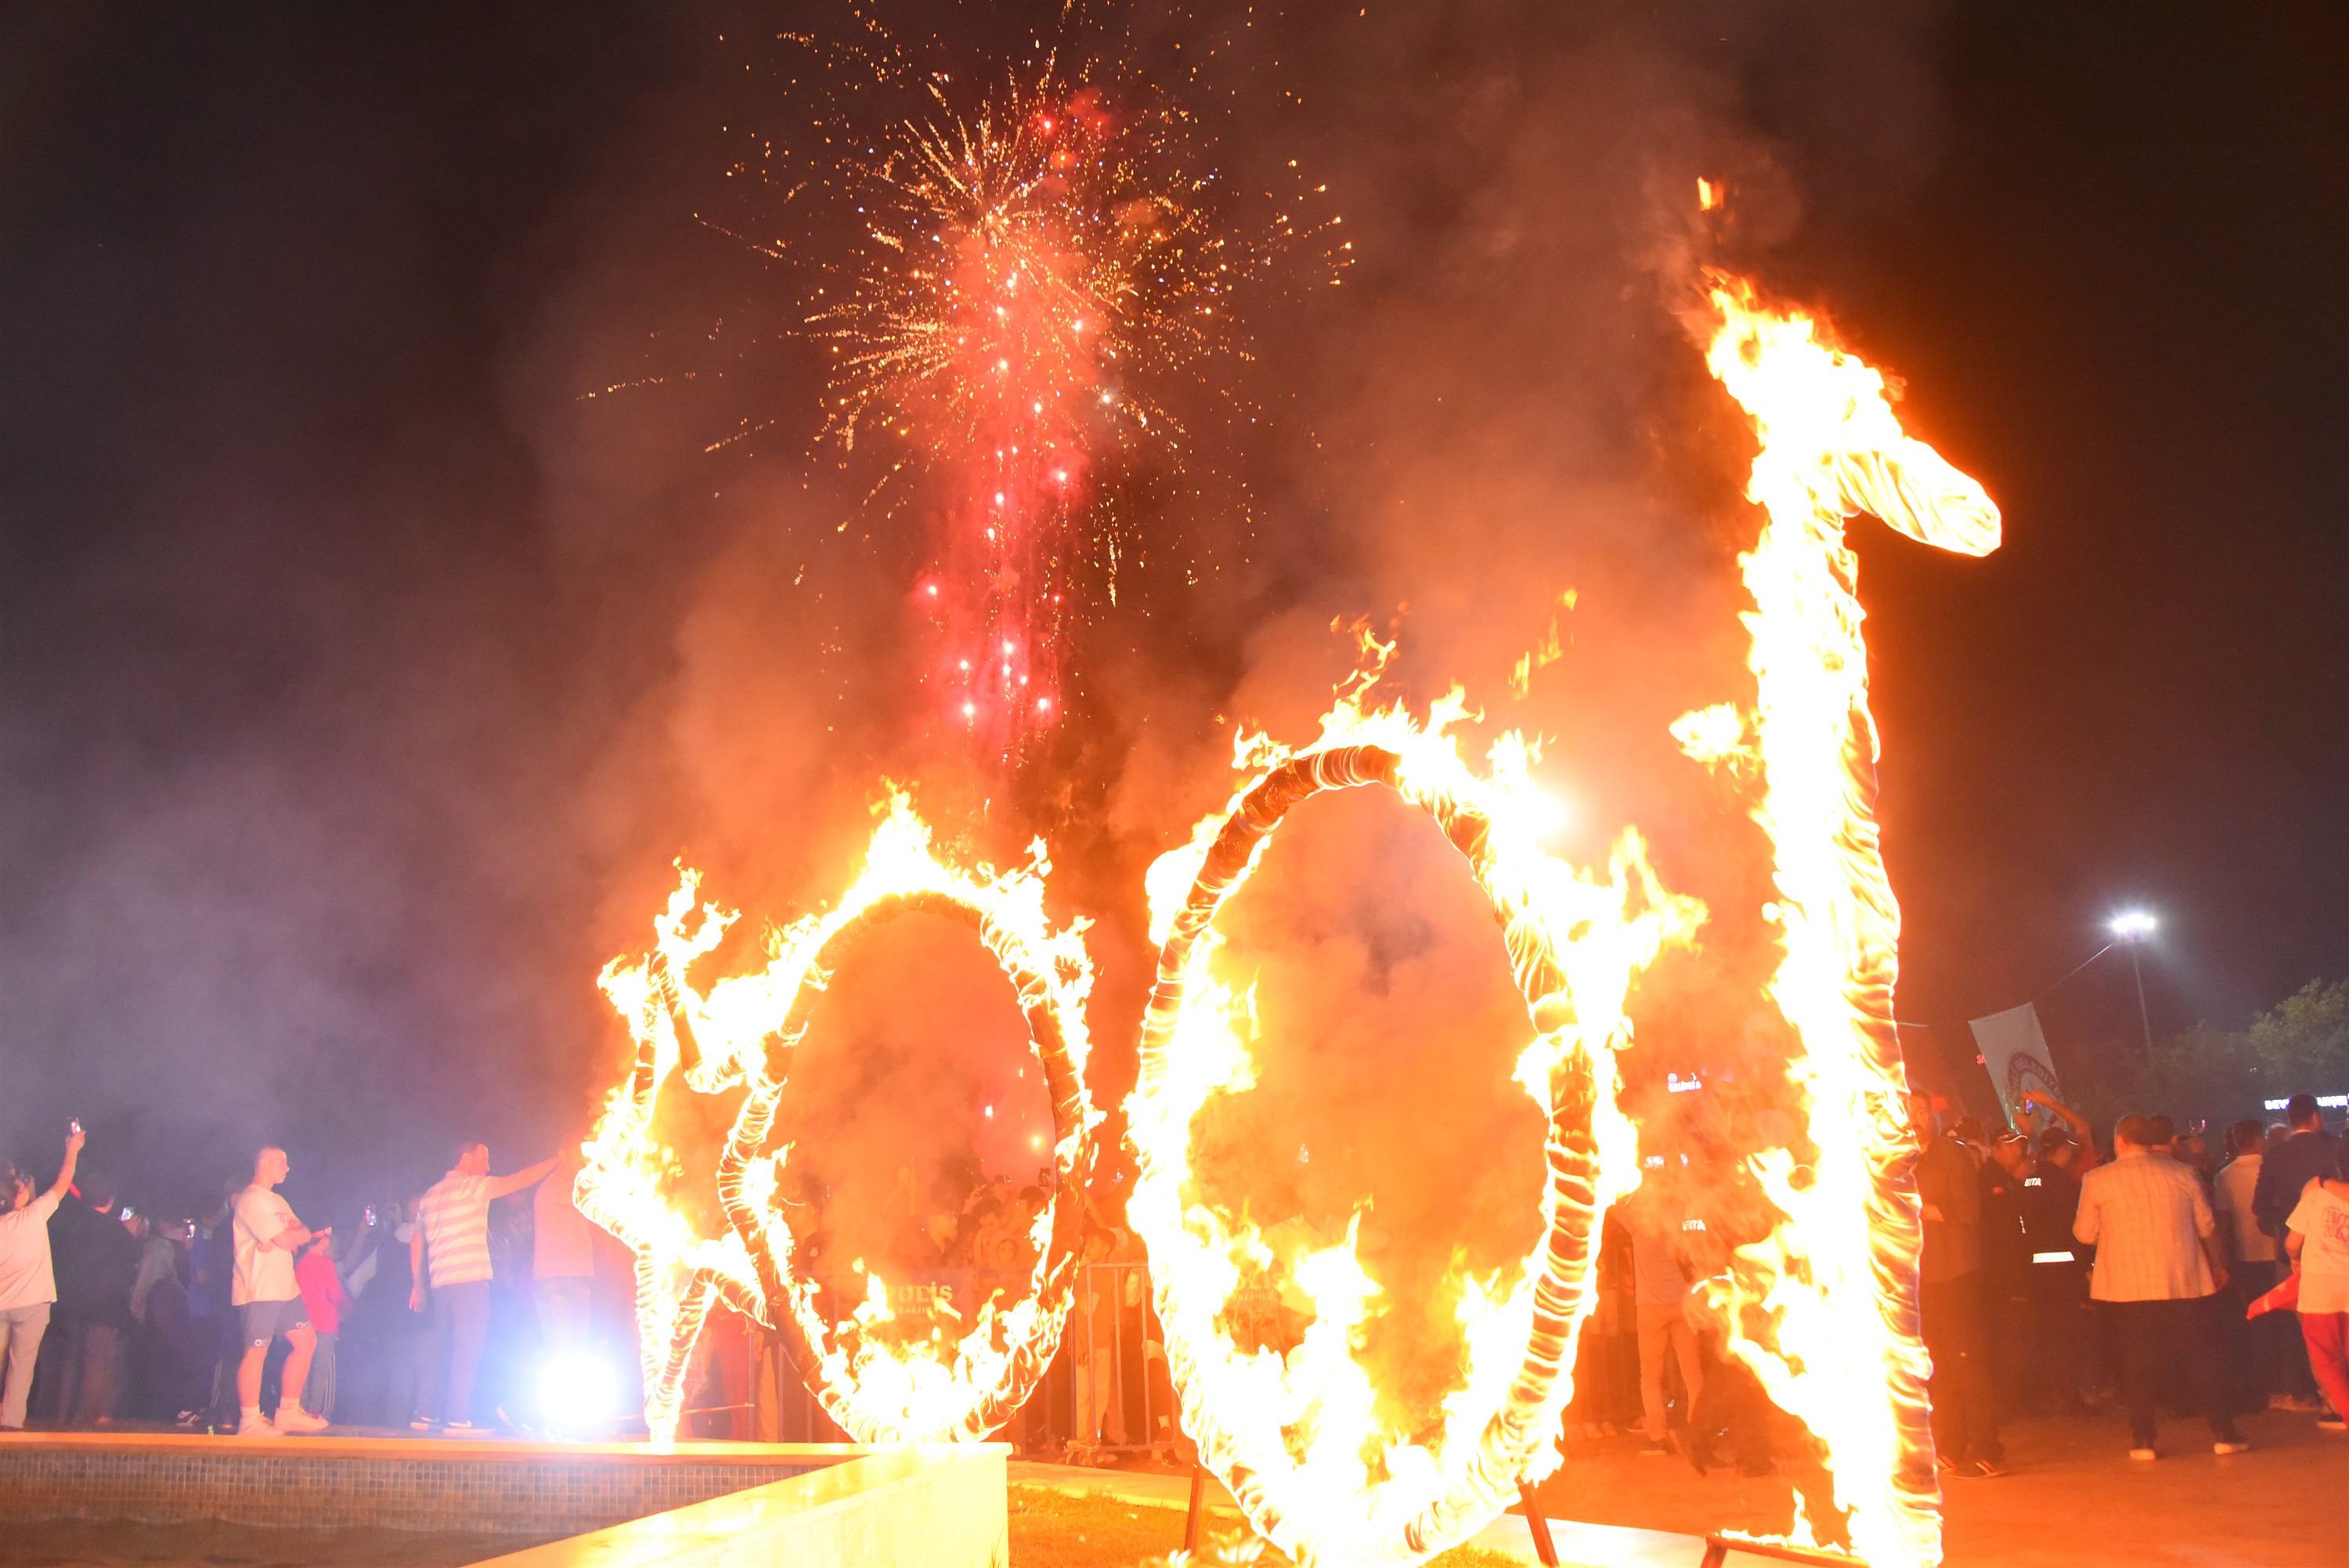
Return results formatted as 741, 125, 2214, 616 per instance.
3, 2, 2344, 1215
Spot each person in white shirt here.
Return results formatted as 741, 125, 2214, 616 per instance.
0, 1126, 84, 1430
2283, 1151, 2349, 1431
2213, 1117, 2291, 1411
231, 1146, 330, 1436
2073, 1113, 2246, 1459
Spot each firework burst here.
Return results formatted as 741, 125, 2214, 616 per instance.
819, 70, 1240, 753
714, 14, 1340, 763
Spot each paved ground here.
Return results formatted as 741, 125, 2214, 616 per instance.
1008, 1460, 1692, 1566
1020, 1407, 2343, 1566
1525, 1408, 2345, 1568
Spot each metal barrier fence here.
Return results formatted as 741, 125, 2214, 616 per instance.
1064, 1260, 1167, 1457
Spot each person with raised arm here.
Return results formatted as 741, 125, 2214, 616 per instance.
2019, 1090, 2102, 1174
410, 1140, 554, 1435
0, 1124, 84, 1430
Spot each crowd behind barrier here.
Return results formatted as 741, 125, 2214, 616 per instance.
0, 1092, 2342, 1472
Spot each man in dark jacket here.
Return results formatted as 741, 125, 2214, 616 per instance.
44, 1177, 139, 1426
2253, 1096, 2342, 1239
2022, 1130, 2092, 1409
1979, 1130, 2036, 1418
1911, 1093, 2003, 1476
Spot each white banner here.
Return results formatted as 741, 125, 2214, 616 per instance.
1971, 1002, 2064, 1126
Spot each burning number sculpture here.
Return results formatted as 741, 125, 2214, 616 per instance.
577, 794, 1101, 1444
1126, 671, 1703, 1566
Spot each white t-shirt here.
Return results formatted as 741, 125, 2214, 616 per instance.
0, 1191, 63, 1310
232, 1185, 301, 1306
2286, 1182, 2349, 1316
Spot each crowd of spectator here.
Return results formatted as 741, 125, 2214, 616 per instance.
0, 1130, 601, 1437
1567, 1088, 2348, 1475
3, 1090, 2340, 1475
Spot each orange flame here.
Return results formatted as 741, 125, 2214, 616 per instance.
1678, 274, 1998, 1566
1128, 640, 1703, 1565
576, 791, 1101, 1444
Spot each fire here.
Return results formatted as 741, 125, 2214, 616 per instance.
576, 791, 1101, 1444
1127, 638, 1703, 1566
1677, 275, 1999, 1566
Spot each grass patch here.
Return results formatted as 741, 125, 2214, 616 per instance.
1007, 1484, 1529, 1567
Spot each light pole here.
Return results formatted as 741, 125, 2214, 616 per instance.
2110, 910, 2158, 1060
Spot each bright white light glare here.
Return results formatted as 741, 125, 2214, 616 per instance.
1529, 790, 1571, 837
539, 1351, 619, 1431
2110, 910, 2158, 940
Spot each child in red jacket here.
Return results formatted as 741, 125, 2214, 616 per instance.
294, 1236, 349, 1425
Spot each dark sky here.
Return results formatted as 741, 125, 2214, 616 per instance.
3, 2, 2344, 1214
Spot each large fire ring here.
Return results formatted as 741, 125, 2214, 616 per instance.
1128, 742, 1626, 1567
576, 796, 1099, 1446
720, 885, 1096, 1443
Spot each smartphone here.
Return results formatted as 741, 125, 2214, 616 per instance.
70, 1118, 83, 1136
365, 1206, 379, 1227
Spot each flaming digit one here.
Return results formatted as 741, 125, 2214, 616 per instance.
1676, 272, 2000, 1566
810, 70, 1269, 756
576, 793, 1100, 1444
1127, 646, 1703, 1566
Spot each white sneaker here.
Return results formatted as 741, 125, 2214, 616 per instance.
2127, 1447, 2156, 1462
276, 1406, 329, 1433
236, 1413, 280, 1438
2213, 1440, 2251, 1456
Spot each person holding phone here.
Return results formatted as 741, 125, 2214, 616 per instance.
0, 1124, 85, 1429
231, 1146, 329, 1436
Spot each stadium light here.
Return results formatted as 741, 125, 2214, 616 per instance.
2106, 910, 2158, 1058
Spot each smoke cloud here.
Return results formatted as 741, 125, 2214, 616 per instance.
2, 4, 1952, 1308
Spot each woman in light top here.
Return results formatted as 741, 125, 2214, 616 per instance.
0, 1123, 86, 1429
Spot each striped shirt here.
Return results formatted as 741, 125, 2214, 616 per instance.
417, 1172, 494, 1288
2073, 1151, 2217, 1303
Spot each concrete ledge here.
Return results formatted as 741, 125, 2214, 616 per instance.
469, 1446, 1009, 1568
0, 1433, 850, 1535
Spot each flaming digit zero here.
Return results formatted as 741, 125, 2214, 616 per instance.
1127, 651, 1704, 1567
576, 795, 1101, 1444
